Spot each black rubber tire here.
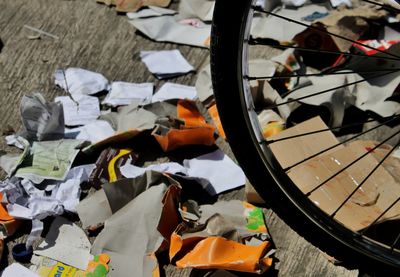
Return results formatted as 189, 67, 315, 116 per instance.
210, 0, 400, 273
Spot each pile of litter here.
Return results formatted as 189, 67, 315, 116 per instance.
0, 63, 275, 275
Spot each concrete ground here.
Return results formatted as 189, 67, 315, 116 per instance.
0, 0, 359, 276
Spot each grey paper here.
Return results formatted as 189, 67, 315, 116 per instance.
20, 93, 64, 141
91, 184, 167, 277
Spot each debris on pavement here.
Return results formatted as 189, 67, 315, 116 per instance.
54, 68, 108, 97
15, 139, 85, 182
170, 200, 273, 273
129, 15, 211, 48
31, 253, 110, 277
140, 50, 194, 79
126, 6, 177, 19
2, 262, 39, 277
55, 95, 101, 126
96, 0, 171, 13
102, 82, 153, 107
152, 82, 197, 103
20, 93, 64, 141
88, 147, 138, 188
34, 217, 91, 270
20, 0, 400, 274
178, 0, 215, 22
23, 25, 59, 40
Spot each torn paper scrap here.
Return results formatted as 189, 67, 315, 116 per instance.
55, 95, 100, 126
34, 217, 92, 270
102, 82, 153, 107
152, 82, 197, 102
126, 5, 177, 19
282, 0, 306, 7
129, 15, 211, 48
54, 68, 108, 96
178, 0, 215, 22
121, 150, 245, 195
170, 201, 273, 273
120, 162, 187, 179
91, 184, 167, 277
251, 5, 328, 42
0, 136, 30, 176
5, 134, 26, 150
2, 263, 39, 277
20, 93, 64, 141
77, 189, 112, 229
97, 0, 171, 12
78, 171, 179, 228
65, 120, 115, 143
175, 238, 272, 273
7, 164, 94, 222
183, 149, 246, 195
52, 164, 95, 213
31, 254, 110, 277
16, 139, 83, 183
195, 63, 213, 104
140, 50, 194, 79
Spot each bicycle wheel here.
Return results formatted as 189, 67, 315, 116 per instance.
211, 0, 400, 272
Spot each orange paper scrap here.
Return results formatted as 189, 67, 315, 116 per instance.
172, 236, 272, 273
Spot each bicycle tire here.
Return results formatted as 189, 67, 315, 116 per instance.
210, 0, 400, 272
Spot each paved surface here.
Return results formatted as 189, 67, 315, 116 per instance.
0, 0, 359, 276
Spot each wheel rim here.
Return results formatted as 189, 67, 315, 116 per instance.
237, 0, 400, 267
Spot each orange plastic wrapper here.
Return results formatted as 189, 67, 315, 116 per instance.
207, 104, 226, 139
96, 0, 171, 12
0, 193, 21, 236
153, 100, 215, 151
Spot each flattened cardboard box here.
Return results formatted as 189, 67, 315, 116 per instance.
269, 117, 400, 231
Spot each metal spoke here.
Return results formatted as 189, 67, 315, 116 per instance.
252, 6, 400, 60
330, 139, 400, 218
248, 38, 400, 63
268, 70, 397, 109
391, 232, 400, 252
246, 68, 400, 80
306, 128, 400, 196
282, 115, 400, 171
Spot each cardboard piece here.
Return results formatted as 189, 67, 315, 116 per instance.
245, 183, 265, 204
288, 141, 400, 231
31, 254, 110, 277
269, 116, 343, 169
90, 184, 169, 276
270, 117, 400, 231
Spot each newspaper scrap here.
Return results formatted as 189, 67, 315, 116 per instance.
15, 139, 84, 183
